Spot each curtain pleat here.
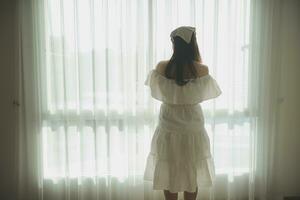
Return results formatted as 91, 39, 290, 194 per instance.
18, 0, 283, 199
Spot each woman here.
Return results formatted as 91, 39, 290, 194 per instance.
143, 26, 222, 200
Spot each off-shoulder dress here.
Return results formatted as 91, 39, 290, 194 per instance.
143, 69, 222, 193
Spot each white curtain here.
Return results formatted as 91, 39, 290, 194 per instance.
18, 0, 283, 199
249, 0, 283, 199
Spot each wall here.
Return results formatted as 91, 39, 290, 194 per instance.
272, 0, 300, 199
0, 0, 18, 199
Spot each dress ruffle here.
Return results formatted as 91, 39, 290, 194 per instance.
143, 125, 215, 193
144, 69, 222, 104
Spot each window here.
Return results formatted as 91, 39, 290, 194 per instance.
40, 0, 251, 180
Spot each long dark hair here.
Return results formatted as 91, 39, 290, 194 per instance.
165, 32, 202, 86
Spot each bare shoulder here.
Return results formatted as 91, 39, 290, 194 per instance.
154, 60, 209, 77
193, 62, 209, 77
155, 60, 169, 75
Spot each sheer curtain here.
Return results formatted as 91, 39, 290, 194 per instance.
249, 0, 283, 199
18, 0, 282, 199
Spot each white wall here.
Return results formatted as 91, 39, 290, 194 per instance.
272, 0, 300, 199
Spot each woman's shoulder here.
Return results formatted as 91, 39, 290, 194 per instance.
154, 60, 209, 77
155, 60, 169, 75
192, 61, 209, 77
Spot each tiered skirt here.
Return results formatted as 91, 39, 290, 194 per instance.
143, 103, 215, 193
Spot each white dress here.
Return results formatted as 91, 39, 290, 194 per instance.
143, 69, 222, 193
